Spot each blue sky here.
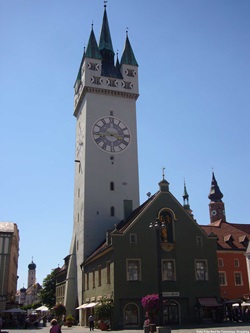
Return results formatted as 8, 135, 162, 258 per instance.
1, 0, 249, 289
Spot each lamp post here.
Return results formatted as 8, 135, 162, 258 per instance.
149, 218, 165, 327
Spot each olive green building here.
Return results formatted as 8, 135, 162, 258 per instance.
80, 178, 221, 329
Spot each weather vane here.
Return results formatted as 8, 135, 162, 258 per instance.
104, 0, 108, 8
162, 167, 165, 180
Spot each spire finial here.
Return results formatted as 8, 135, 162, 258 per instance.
91, 21, 94, 30
104, 0, 107, 8
162, 167, 165, 180
126, 27, 129, 37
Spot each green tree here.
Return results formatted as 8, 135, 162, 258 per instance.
95, 299, 114, 320
38, 269, 57, 309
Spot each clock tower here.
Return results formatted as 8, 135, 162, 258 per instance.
208, 172, 226, 223
64, 5, 140, 314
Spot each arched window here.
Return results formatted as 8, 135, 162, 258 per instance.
124, 303, 139, 326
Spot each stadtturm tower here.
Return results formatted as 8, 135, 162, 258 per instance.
64, 5, 140, 315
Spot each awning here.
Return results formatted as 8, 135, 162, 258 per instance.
85, 302, 98, 308
233, 302, 250, 307
76, 304, 88, 309
198, 297, 221, 307
76, 302, 98, 310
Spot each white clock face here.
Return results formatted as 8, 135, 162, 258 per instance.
92, 116, 130, 153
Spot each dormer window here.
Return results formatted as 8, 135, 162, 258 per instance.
224, 234, 233, 243
239, 235, 249, 247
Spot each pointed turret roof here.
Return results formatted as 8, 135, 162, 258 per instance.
183, 181, 190, 209
85, 26, 101, 59
208, 172, 223, 202
98, 6, 114, 57
120, 32, 138, 66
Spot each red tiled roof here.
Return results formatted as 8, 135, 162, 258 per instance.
201, 220, 249, 250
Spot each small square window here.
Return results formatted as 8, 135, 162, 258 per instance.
196, 236, 203, 246
130, 234, 137, 244
234, 259, 240, 267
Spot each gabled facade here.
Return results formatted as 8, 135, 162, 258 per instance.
80, 178, 221, 329
201, 173, 250, 302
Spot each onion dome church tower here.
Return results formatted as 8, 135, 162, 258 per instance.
27, 259, 36, 288
64, 4, 140, 317
208, 172, 226, 223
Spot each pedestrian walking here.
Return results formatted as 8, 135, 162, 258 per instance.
88, 314, 94, 331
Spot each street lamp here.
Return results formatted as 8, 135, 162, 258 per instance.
149, 218, 165, 327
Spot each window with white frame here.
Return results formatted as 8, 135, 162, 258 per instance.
127, 259, 141, 281
162, 260, 175, 281
218, 258, 224, 267
219, 271, 227, 286
234, 272, 243, 286
234, 259, 240, 267
195, 260, 208, 281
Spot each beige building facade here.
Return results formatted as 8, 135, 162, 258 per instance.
0, 222, 19, 311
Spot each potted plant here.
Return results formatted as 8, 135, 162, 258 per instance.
141, 294, 160, 329
65, 314, 74, 327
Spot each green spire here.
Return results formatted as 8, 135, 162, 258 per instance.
85, 25, 101, 59
98, 6, 114, 59
183, 181, 190, 209
120, 32, 138, 66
